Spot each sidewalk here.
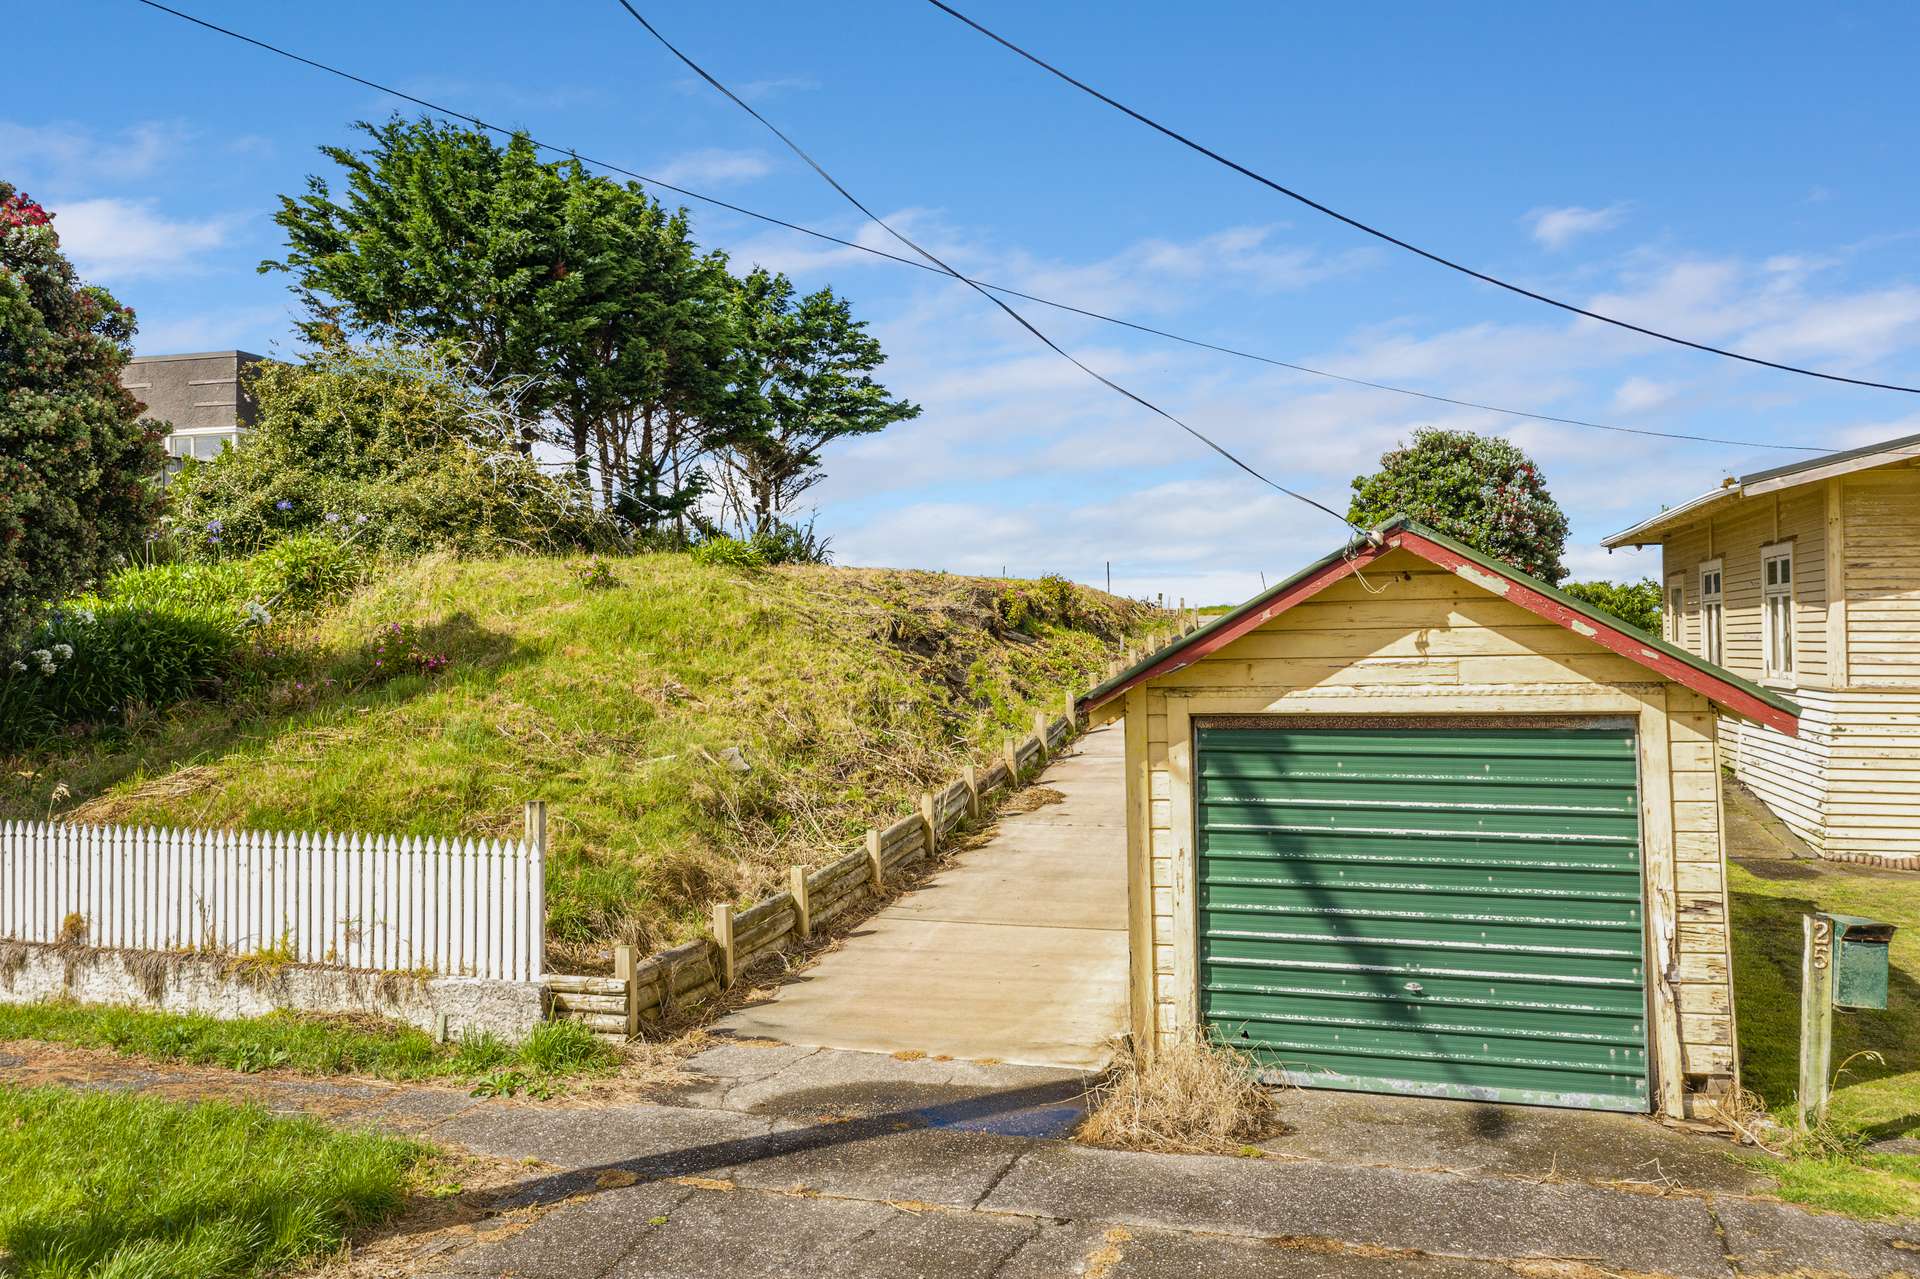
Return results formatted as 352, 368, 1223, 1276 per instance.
710, 724, 1130, 1069
4, 1040, 1914, 1278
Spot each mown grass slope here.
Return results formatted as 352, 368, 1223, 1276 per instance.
4, 553, 1157, 969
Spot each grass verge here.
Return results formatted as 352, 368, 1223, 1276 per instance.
0, 1083, 427, 1278
1727, 855, 1920, 1219
0, 1001, 618, 1096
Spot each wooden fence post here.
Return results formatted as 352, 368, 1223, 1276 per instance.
524, 800, 548, 980
1004, 737, 1020, 781
1034, 710, 1050, 761
920, 792, 938, 855
962, 763, 981, 818
712, 902, 735, 989
1063, 688, 1078, 734
866, 828, 885, 890
789, 866, 811, 941
613, 942, 638, 1038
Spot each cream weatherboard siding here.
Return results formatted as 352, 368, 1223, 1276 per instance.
1119, 550, 1739, 1116
1661, 461, 1920, 863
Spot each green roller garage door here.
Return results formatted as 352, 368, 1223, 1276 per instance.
1197, 724, 1649, 1112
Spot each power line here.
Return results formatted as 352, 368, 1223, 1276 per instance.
611, 1, 1361, 533
921, 0, 1920, 398
128, 0, 1821, 456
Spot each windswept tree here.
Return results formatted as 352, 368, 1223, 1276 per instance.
266, 118, 736, 512
718, 269, 921, 534
1348, 428, 1570, 583
0, 183, 165, 653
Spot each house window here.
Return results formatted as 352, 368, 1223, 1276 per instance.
1699, 560, 1723, 665
1762, 544, 1794, 680
1666, 579, 1685, 645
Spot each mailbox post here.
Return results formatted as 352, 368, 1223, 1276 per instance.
1798, 912, 1897, 1130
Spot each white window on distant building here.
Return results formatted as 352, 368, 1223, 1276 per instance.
163, 430, 238, 470
1762, 543, 1794, 680
1699, 559, 1724, 666
1666, 577, 1685, 645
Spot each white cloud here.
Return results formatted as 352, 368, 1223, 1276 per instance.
50, 198, 235, 280
1525, 203, 1627, 251
651, 148, 775, 187
1611, 377, 1675, 413
0, 120, 188, 188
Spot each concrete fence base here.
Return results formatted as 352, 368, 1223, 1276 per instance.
0, 940, 543, 1041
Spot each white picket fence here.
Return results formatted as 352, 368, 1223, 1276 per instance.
0, 804, 546, 982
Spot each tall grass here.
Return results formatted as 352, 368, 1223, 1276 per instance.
0, 1084, 423, 1278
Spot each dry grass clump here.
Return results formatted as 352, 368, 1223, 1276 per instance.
1079, 1039, 1280, 1154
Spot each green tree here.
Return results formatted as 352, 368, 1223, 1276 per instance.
718, 269, 921, 533
1562, 579, 1662, 635
264, 117, 736, 507
0, 184, 165, 653
1348, 428, 1570, 582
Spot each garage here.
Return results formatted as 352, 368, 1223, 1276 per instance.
1081, 517, 1801, 1118
1196, 722, 1648, 1111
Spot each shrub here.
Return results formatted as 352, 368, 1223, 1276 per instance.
574, 557, 620, 591
1562, 578, 1662, 636
1348, 428, 1570, 583
169, 341, 623, 560
348, 621, 449, 686
247, 532, 363, 612
0, 603, 240, 745
750, 518, 833, 566
690, 536, 769, 569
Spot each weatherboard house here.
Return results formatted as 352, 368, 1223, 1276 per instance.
1604, 429, 1920, 867
1082, 517, 1799, 1119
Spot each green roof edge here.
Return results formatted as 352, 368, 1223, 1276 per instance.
1085, 515, 1801, 722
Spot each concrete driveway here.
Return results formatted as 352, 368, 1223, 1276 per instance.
711, 724, 1130, 1069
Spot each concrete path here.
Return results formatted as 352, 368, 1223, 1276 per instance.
4, 1042, 1915, 1278
712, 724, 1130, 1069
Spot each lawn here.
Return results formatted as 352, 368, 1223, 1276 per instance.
1728, 854, 1920, 1218
0, 1083, 426, 1278
0, 1001, 617, 1096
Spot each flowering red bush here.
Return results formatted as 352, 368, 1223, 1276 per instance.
1347, 428, 1571, 583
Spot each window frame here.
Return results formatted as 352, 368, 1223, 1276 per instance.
1665, 576, 1686, 646
1698, 559, 1724, 666
1761, 541, 1795, 682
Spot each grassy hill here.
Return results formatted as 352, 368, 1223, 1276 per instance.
3, 553, 1158, 970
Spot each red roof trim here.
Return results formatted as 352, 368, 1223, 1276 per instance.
1087, 527, 1801, 737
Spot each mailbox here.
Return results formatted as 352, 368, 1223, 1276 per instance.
1824, 913, 1896, 1011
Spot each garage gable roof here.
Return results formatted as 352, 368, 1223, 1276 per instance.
1083, 516, 1801, 736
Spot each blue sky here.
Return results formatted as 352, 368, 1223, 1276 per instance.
10, 2, 1920, 602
